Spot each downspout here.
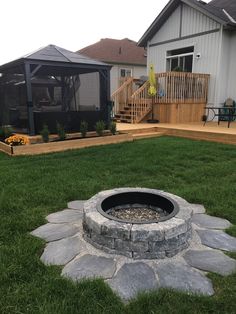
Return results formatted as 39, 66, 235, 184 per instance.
214, 24, 223, 108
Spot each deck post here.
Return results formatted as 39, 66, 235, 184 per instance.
24, 62, 35, 135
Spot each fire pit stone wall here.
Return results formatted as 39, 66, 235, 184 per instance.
83, 188, 193, 259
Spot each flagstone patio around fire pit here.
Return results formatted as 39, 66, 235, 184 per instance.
31, 189, 236, 301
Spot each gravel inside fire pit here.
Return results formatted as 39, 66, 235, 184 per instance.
108, 206, 167, 222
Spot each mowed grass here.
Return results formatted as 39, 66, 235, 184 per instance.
0, 136, 235, 314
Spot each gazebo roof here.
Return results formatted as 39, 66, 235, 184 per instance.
0, 44, 111, 75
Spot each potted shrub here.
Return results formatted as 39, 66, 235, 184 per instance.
40, 124, 50, 143
80, 121, 88, 138
95, 120, 105, 136
109, 121, 117, 135
56, 123, 66, 141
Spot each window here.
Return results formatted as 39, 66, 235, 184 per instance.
120, 68, 132, 78
166, 46, 194, 72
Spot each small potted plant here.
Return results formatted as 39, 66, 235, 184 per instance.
95, 120, 105, 136
40, 124, 50, 143
80, 120, 88, 138
109, 121, 117, 135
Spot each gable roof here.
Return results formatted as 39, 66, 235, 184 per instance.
78, 38, 146, 66
138, 0, 236, 47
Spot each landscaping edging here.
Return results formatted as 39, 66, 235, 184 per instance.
0, 133, 133, 156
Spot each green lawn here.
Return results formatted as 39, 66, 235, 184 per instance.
0, 136, 235, 314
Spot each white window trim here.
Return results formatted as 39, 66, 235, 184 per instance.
166, 52, 194, 72
119, 67, 133, 78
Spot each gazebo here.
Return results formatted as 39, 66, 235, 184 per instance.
0, 45, 112, 135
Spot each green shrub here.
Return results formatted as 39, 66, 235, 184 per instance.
56, 123, 66, 141
0, 125, 13, 141
80, 120, 88, 138
40, 124, 50, 143
95, 120, 105, 136
109, 121, 117, 135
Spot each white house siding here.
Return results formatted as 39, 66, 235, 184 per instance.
76, 72, 100, 110
147, 3, 222, 104
110, 64, 146, 94
216, 30, 231, 105
110, 65, 119, 95
181, 3, 220, 36
226, 32, 236, 101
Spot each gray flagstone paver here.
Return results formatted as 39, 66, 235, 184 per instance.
192, 214, 232, 229
155, 262, 214, 296
62, 254, 116, 281
184, 250, 236, 276
197, 229, 236, 252
31, 197, 236, 302
190, 204, 206, 214
31, 223, 79, 242
67, 200, 85, 210
107, 262, 159, 300
46, 209, 83, 223
41, 236, 85, 265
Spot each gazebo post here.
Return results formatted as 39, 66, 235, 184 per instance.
24, 62, 35, 135
99, 69, 111, 124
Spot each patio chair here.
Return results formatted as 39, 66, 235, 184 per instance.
218, 98, 236, 128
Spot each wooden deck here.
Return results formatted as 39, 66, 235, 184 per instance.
1, 122, 235, 156
117, 122, 236, 145
112, 72, 210, 124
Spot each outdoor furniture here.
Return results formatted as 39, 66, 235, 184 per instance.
204, 99, 236, 128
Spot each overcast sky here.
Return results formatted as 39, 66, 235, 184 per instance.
0, 0, 171, 65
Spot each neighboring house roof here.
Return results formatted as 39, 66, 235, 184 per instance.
0, 44, 110, 73
78, 38, 146, 66
138, 0, 236, 47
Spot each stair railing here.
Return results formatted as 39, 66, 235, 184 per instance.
131, 81, 152, 123
111, 77, 136, 117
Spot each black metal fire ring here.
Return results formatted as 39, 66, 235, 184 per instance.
96, 191, 180, 224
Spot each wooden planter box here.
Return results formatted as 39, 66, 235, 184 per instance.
0, 133, 133, 156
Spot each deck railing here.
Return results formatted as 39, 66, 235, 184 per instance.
154, 72, 210, 104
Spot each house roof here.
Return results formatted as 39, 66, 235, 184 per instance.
78, 38, 146, 66
209, 0, 236, 20
0, 44, 110, 74
138, 0, 236, 47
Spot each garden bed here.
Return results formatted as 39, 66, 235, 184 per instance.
0, 132, 133, 156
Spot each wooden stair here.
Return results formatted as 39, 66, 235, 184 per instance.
113, 104, 133, 123
111, 78, 151, 124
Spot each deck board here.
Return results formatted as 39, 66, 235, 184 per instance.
117, 122, 236, 145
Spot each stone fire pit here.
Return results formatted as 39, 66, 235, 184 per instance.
31, 187, 236, 301
83, 188, 192, 259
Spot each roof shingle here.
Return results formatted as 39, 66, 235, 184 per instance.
78, 38, 146, 66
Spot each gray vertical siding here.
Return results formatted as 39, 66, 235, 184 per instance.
147, 2, 224, 104
226, 33, 236, 101
181, 4, 220, 36
151, 6, 181, 43
148, 30, 221, 103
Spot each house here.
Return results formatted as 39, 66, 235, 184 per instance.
138, 0, 236, 107
78, 38, 147, 94
0, 45, 111, 135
